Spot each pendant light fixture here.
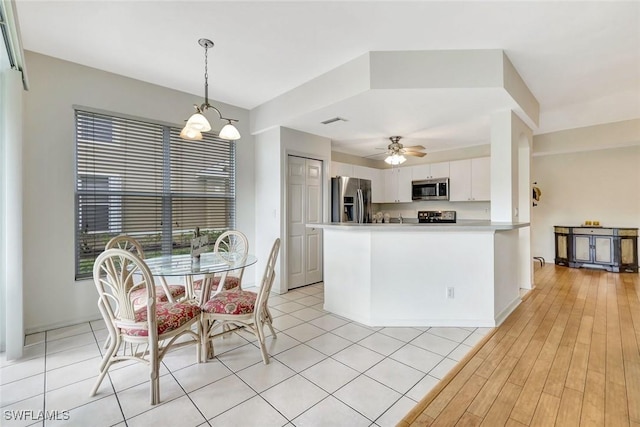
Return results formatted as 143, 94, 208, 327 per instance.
180, 38, 241, 141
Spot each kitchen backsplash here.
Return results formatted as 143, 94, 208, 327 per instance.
373, 201, 491, 220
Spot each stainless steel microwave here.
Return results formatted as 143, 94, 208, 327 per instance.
412, 178, 449, 201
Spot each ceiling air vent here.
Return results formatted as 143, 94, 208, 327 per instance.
321, 117, 348, 125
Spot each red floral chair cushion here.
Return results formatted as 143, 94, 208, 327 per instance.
192, 276, 240, 293
122, 300, 201, 337
130, 285, 186, 309
201, 290, 257, 315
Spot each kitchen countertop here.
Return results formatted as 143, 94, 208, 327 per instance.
555, 225, 638, 229
312, 220, 530, 231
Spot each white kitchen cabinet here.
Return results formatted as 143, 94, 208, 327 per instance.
449, 157, 490, 201
353, 165, 384, 203
430, 162, 450, 179
470, 157, 490, 201
331, 161, 353, 177
411, 162, 450, 181
383, 167, 412, 203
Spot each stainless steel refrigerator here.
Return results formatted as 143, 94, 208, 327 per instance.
331, 177, 372, 223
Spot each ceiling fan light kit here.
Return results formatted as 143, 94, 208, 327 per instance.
381, 136, 426, 164
384, 153, 407, 165
181, 38, 241, 141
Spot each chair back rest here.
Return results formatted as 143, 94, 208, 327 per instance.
214, 230, 249, 281
105, 235, 145, 258
255, 238, 281, 312
93, 248, 156, 330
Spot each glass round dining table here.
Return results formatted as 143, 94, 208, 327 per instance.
144, 252, 257, 304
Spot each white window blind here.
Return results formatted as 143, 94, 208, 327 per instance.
75, 109, 236, 279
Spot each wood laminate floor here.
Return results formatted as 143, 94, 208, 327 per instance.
399, 265, 640, 427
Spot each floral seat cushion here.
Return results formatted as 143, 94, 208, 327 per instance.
130, 285, 186, 309
122, 299, 201, 337
202, 290, 257, 315
192, 276, 240, 292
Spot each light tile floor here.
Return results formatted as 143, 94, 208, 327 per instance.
0, 283, 492, 427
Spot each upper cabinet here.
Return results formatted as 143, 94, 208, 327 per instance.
331, 161, 353, 178
411, 162, 450, 180
332, 156, 490, 204
449, 157, 490, 201
383, 167, 413, 203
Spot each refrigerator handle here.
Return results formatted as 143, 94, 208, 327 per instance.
357, 188, 364, 223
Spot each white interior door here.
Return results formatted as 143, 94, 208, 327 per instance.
287, 155, 323, 289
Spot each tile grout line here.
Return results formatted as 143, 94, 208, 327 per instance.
10, 283, 491, 427
230, 297, 474, 424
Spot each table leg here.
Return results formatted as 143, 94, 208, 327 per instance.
158, 277, 175, 303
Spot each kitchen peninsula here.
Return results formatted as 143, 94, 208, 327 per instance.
313, 221, 530, 327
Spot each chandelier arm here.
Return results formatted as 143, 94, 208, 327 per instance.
200, 103, 238, 123
200, 103, 224, 120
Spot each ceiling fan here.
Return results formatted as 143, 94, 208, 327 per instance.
368, 136, 427, 165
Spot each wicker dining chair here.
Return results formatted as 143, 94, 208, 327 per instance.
105, 235, 186, 308
200, 238, 280, 364
91, 248, 201, 405
192, 230, 249, 298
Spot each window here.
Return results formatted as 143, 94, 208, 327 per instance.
75, 109, 236, 279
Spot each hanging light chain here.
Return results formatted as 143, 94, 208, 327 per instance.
204, 43, 209, 88
203, 42, 209, 106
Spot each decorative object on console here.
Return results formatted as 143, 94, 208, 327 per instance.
180, 39, 241, 141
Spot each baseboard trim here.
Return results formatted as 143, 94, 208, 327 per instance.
25, 314, 102, 335
494, 296, 521, 326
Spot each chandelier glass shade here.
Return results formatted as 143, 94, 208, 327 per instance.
384, 153, 407, 165
179, 126, 203, 140
181, 38, 241, 141
219, 121, 241, 140
185, 113, 211, 132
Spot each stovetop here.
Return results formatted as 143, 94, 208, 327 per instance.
418, 210, 457, 223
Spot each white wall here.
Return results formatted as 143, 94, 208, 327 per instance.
22, 52, 254, 332
254, 128, 282, 292
532, 145, 640, 261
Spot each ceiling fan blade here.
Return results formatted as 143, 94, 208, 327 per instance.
364, 152, 387, 158
403, 145, 426, 151
404, 151, 427, 157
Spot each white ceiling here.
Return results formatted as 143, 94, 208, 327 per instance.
15, 1, 640, 157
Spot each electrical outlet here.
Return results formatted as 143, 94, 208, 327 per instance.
446, 287, 455, 299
